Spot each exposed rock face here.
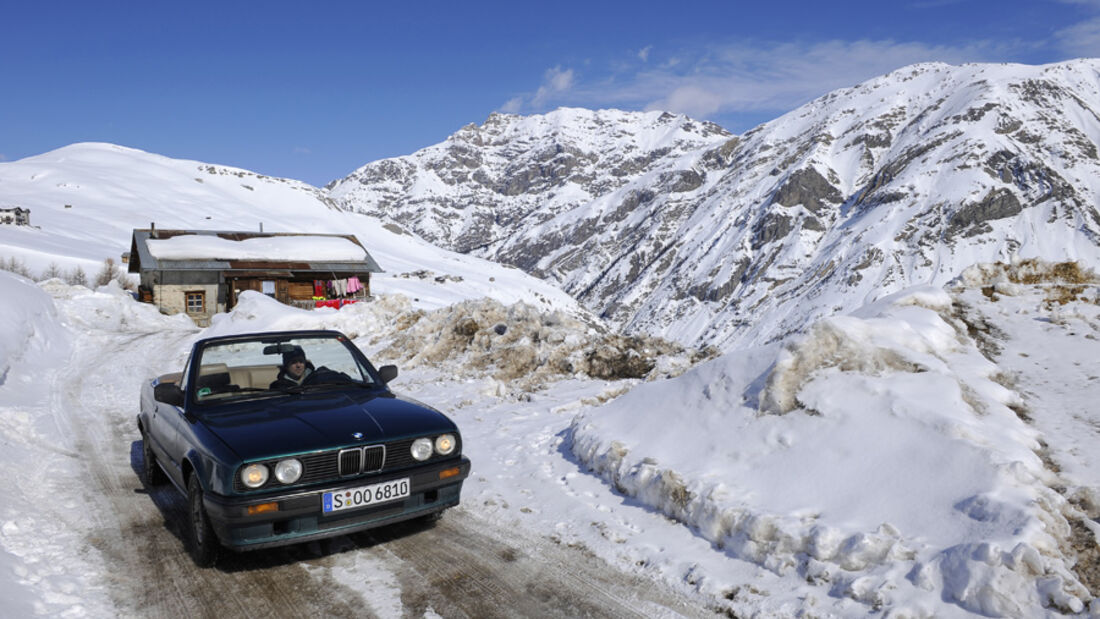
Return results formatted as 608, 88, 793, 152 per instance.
330, 61, 1100, 349
773, 168, 843, 215
950, 189, 1023, 237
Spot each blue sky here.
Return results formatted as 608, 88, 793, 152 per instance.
3, 0, 1100, 186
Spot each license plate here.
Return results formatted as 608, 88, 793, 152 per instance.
323, 478, 410, 513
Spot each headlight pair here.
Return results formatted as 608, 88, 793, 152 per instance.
410, 434, 457, 461
240, 458, 303, 489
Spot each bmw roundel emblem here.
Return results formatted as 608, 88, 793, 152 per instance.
352, 432, 364, 440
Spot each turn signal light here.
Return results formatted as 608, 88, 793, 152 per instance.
439, 467, 461, 480
247, 502, 279, 515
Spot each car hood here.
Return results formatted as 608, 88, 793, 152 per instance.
200, 391, 456, 462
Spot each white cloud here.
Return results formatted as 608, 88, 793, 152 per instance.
498, 97, 524, 114
293, 146, 312, 155
532, 66, 575, 107
546, 39, 1025, 122
644, 39, 1018, 115
646, 85, 724, 119
1054, 16, 1100, 56
506, 66, 576, 113
506, 37, 1041, 125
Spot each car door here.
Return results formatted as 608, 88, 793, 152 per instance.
148, 359, 193, 486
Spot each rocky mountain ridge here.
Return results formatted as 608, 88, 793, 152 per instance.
329, 60, 1100, 349
328, 108, 731, 253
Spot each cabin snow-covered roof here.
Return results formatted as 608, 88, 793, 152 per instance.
128, 229, 383, 274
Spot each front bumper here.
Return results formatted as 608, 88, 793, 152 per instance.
203, 456, 470, 551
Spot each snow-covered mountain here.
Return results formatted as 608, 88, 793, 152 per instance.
329, 60, 1100, 349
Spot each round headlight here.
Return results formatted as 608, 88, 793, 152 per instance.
435, 434, 456, 456
241, 463, 269, 488
411, 437, 433, 461
274, 458, 303, 484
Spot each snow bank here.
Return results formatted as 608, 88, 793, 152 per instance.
570, 285, 1095, 616
0, 276, 97, 616
0, 273, 71, 616
0, 273, 70, 384
39, 278, 198, 335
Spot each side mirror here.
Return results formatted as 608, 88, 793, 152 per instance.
378, 365, 398, 385
154, 382, 185, 407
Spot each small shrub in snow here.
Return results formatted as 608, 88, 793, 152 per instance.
66, 265, 88, 287
1, 256, 33, 279
94, 259, 111, 287
94, 258, 126, 288
39, 262, 64, 281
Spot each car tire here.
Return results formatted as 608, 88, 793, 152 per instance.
187, 474, 219, 568
141, 431, 167, 486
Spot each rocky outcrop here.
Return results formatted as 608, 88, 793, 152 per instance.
950, 189, 1024, 237
773, 168, 843, 215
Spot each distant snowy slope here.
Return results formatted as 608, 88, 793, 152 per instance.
0, 143, 337, 272
331, 61, 1100, 350
0, 142, 590, 317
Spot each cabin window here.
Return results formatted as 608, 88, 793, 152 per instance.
262, 280, 276, 297
185, 291, 205, 313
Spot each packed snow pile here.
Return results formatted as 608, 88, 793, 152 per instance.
953, 258, 1098, 305
37, 278, 198, 335
374, 297, 714, 394
0, 275, 89, 616
0, 273, 71, 383
570, 268, 1100, 616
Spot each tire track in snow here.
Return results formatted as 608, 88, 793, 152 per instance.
52, 322, 711, 617
53, 327, 365, 617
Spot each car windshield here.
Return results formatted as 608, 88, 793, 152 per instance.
192, 334, 376, 403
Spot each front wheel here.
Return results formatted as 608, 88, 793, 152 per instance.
187, 475, 219, 567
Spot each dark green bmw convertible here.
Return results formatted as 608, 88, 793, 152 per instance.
137, 329, 470, 567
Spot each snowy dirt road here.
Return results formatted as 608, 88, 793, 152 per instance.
52, 318, 713, 618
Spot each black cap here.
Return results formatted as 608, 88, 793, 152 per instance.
282, 346, 306, 366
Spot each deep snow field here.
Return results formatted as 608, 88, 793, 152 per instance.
0, 258, 1097, 618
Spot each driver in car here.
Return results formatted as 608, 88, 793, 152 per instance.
270, 346, 315, 389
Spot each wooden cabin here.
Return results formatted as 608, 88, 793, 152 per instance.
127, 228, 383, 326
